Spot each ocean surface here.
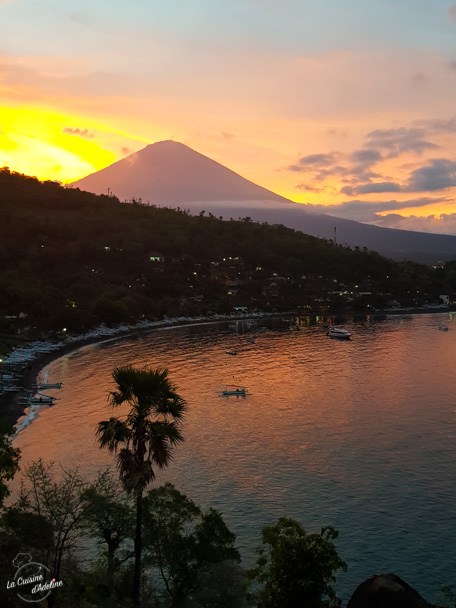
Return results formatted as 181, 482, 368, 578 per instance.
12, 313, 456, 603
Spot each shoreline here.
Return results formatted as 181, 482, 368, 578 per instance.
1, 307, 452, 430
0, 313, 277, 429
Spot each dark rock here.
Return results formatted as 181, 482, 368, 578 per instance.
347, 573, 442, 608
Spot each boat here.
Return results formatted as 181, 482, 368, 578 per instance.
20, 390, 58, 405
28, 395, 57, 405
36, 382, 63, 390
218, 386, 248, 397
327, 327, 351, 340
226, 350, 238, 356
438, 324, 449, 331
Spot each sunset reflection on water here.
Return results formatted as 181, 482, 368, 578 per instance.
12, 315, 456, 602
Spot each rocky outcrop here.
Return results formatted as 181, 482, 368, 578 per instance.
347, 573, 443, 608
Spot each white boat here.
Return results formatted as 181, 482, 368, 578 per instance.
327, 327, 351, 339
226, 350, 238, 356
218, 386, 248, 397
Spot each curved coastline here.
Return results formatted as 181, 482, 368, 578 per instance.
2, 307, 452, 430
0, 313, 276, 429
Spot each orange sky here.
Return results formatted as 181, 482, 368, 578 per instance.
2, 1, 456, 233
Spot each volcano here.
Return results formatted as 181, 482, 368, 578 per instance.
72, 140, 456, 263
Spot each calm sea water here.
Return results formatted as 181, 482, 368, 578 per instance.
12, 314, 456, 603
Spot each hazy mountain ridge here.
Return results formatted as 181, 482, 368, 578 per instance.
72, 141, 456, 264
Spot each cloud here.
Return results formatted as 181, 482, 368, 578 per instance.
288, 117, 456, 198
288, 152, 338, 172
374, 212, 456, 235
303, 197, 449, 223
349, 149, 383, 164
341, 182, 401, 196
288, 141, 387, 191
406, 158, 456, 191
364, 127, 438, 157
287, 152, 355, 184
313, 165, 350, 181
295, 183, 325, 193
63, 127, 95, 138
290, 151, 385, 188
414, 116, 456, 134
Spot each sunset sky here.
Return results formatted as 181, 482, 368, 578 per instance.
2, 1, 456, 233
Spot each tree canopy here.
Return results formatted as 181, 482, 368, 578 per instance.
248, 517, 347, 608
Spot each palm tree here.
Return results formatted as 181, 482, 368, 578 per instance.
96, 365, 186, 606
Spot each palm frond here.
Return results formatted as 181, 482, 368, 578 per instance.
148, 420, 184, 446
144, 421, 184, 469
96, 418, 131, 452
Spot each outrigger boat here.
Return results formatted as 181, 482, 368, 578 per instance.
20, 390, 58, 406
218, 385, 248, 397
28, 394, 57, 405
35, 381, 63, 390
1, 385, 23, 392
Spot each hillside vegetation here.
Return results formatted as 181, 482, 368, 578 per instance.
1, 168, 456, 338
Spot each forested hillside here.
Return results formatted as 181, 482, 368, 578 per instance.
1, 168, 456, 337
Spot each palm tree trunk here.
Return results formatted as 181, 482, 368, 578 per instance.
132, 488, 143, 606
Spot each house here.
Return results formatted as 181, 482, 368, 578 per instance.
148, 252, 164, 262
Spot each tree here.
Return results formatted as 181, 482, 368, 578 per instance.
142, 483, 242, 607
81, 470, 135, 588
248, 517, 347, 608
0, 423, 20, 510
96, 366, 186, 606
2, 459, 101, 608
442, 586, 456, 608
10, 460, 90, 579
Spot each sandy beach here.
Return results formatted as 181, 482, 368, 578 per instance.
0, 331, 128, 428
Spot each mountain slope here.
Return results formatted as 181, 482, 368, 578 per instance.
72, 141, 456, 263
72, 140, 289, 205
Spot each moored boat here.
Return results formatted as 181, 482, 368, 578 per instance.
327, 327, 351, 339
36, 381, 63, 390
218, 386, 248, 397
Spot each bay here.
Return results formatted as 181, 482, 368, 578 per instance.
12, 313, 456, 603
